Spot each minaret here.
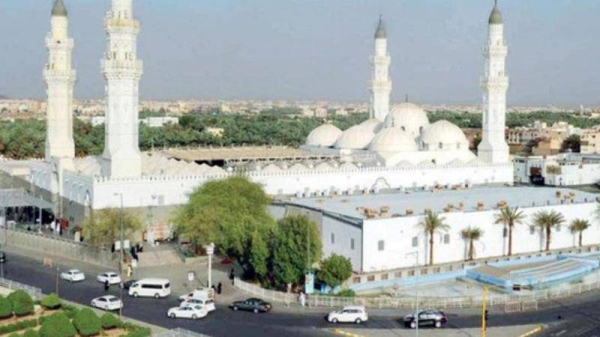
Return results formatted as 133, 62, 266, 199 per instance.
369, 17, 392, 122
478, 1, 509, 163
44, 0, 76, 162
101, 0, 143, 178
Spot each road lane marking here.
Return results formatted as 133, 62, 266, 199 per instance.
518, 325, 544, 337
331, 329, 366, 337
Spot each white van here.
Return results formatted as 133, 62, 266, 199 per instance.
128, 278, 171, 298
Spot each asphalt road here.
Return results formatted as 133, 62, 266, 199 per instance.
3, 253, 600, 337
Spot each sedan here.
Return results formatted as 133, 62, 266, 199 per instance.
180, 298, 216, 312
120, 279, 137, 290
91, 295, 123, 311
97, 272, 121, 285
167, 305, 207, 320
230, 298, 272, 313
403, 309, 447, 329
60, 269, 85, 282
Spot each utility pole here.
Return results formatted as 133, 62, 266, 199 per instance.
481, 286, 488, 337
406, 251, 419, 337
55, 266, 59, 296
113, 193, 124, 319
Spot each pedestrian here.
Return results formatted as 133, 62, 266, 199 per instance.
217, 282, 222, 295
104, 280, 109, 292
229, 268, 235, 285
299, 292, 306, 308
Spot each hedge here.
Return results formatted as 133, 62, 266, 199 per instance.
22, 329, 39, 337
73, 309, 101, 337
100, 313, 121, 330
39, 312, 76, 337
121, 327, 151, 337
0, 296, 12, 318
40, 294, 61, 310
0, 319, 38, 335
7, 291, 34, 317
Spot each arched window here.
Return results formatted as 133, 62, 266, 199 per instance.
419, 126, 424, 134
438, 142, 443, 149
457, 142, 461, 149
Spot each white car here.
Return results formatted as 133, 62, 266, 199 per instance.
97, 272, 122, 285
180, 298, 216, 312
327, 306, 369, 324
167, 305, 207, 320
91, 295, 123, 311
178, 289, 212, 302
60, 269, 85, 282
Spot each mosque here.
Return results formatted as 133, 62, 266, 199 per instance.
2, 0, 523, 259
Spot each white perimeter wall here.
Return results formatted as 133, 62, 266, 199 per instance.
360, 202, 597, 272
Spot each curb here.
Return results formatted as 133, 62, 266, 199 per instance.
517, 325, 544, 337
331, 329, 365, 337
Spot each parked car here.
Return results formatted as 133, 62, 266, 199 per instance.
97, 272, 122, 285
180, 298, 216, 312
0, 252, 6, 263
230, 298, 272, 313
120, 279, 137, 290
167, 305, 207, 320
91, 295, 123, 311
60, 269, 85, 282
403, 309, 447, 329
327, 306, 368, 324
178, 289, 213, 301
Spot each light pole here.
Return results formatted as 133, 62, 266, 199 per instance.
205, 243, 215, 290
113, 192, 124, 319
405, 250, 419, 337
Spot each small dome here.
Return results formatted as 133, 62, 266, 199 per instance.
52, 0, 68, 17
335, 126, 375, 150
359, 118, 384, 134
489, 3, 502, 25
369, 128, 418, 153
421, 120, 469, 150
306, 124, 343, 147
384, 102, 429, 137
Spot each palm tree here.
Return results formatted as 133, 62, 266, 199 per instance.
533, 210, 565, 251
460, 226, 484, 261
419, 210, 450, 266
569, 218, 590, 247
494, 207, 526, 256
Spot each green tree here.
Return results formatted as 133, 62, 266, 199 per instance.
272, 215, 322, 288
569, 218, 590, 247
318, 254, 353, 288
460, 226, 484, 261
494, 207, 526, 256
0, 295, 12, 318
7, 290, 33, 316
419, 211, 450, 266
23, 329, 39, 337
248, 230, 270, 280
533, 210, 565, 251
73, 308, 101, 337
40, 293, 61, 310
39, 312, 76, 337
174, 176, 275, 276
561, 134, 581, 153
82, 209, 143, 249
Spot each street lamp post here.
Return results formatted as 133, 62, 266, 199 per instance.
406, 250, 420, 337
205, 243, 215, 290
113, 193, 124, 319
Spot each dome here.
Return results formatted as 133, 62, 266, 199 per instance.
359, 118, 383, 134
384, 103, 429, 137
369, 128, 418, 153
306, 124, 343, 147
421, 120, 469, 150
335, 126, 375, 150
52, 0, 68, 17
489, 3, 502, 25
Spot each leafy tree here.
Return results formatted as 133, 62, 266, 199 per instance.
100, 313, 121, 330
494, 207, 526, 256
419, 211, 449, 266
39, 312, 76, 337
460, 226, 484, 261
248, 230, 270, 280
7, 290, 33, 316
23, 329, 39, 337
174, 176, 275, 276
82, 209, 142, 249
569, 218, 590, 247
561, 134, 581, 153
0, 295, 12, 318
318, 254, 353, 288
533, 210, 565, 251
73, 308, 101, 337
40, 293, 61, 310
272, 215, 322, 288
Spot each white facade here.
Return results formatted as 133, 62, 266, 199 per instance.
101, 0, 144, 178
478, 4, 510, 164
44, 0, 75, 162
369, 18, 392, 122
514, 154, 600, 186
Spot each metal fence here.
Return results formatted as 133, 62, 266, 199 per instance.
0, 277, 43, 300
234, 276, 600, 312
154, 328, 212, 337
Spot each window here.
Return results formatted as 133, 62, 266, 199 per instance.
438, 142, 443, 149
529, 226, 535, 235
503, 228, 508, 238
378, 240, 385, 251
443, 234, 450, 244
412, 236, 418, 247
556, 225, 561, 232
350, 238, 355, 250
330, 233, 335, 244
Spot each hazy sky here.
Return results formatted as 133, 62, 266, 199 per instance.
1, 0, 599, 106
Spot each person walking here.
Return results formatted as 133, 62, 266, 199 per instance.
229, 268, 235, 285
104, 280, 110, 292
217, 282, 222, 295
299, 292, 306, 308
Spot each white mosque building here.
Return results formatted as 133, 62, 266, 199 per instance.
4, 0, 514, 243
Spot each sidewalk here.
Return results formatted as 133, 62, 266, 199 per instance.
328, 324, 543, 337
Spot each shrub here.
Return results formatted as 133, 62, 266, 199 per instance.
73, 308, 101, 337
40, 294, 61, 310
62, 305, 79, 319
39, 312, 76, 337
0, 319, 38, 335
100, 313, 121, 330
7, 290, 34, 316
121, 328, 151, 337
23, 329, 39, 337
8, 333, 19, 337
0, 295, 13, 318
336, 289, 356, 298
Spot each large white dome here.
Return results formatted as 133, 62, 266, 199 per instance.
335, 125, 375, 150
359, 118, 384, 134
305, 124, 343, 147
369, 128, 418, 153
384, 102, 429, 137
421, 120, 469, 150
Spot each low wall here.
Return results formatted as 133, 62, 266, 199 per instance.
5, 228, 114, 268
